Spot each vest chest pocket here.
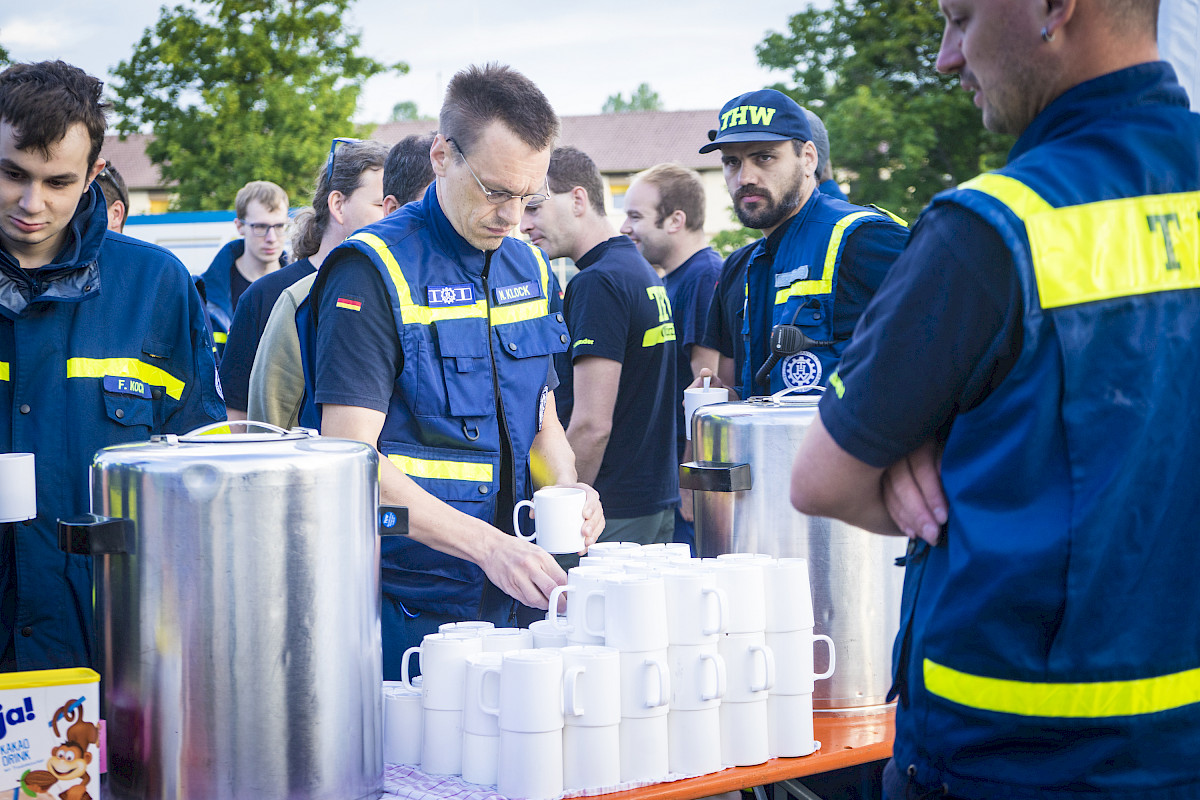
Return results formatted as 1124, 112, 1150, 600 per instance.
433, 317, 493, 418
103, 382, 158, 429
494, 313, 570, 360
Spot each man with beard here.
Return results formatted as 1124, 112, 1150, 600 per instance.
698, 90, 908, 398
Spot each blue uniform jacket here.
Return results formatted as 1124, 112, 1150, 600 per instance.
0, 183, 226, 671
892, 62, 1200, 799
740, 191, 908, 397
301, 184, 569, 619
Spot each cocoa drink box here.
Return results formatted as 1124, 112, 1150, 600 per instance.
0, 668, 100, 800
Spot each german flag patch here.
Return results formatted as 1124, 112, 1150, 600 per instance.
336, 296, 363, 312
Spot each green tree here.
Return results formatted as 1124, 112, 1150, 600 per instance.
709, 210, 758, 258
112, 0, 403, 211
0, 40, 9, 67
389, 100, 430, 122
602, 83, 663, 114
756, 0, 1012, 221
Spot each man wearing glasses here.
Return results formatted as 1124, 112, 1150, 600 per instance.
303, 64, 604, 675
199, 180, 290, 360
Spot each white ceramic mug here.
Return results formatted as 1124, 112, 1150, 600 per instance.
498, 728, 564, 800
563, 723, 621, 792
661, 566, 728, 645
668, 706, 722, 777
438, 620, 495, 635
463, 652, 504, 736
683, 386, 728, 441
561, 645, 621, 728
668, 642, 726, 710
596, 573, 669, 652
401, 632, 482, 710
765, 628, 836, 695
584, 541, 642, 559
640, 542, 693, 557
461, 730, 500, 786
768, 692, 818, 758
479, 626, 534, 653
488, 649, 564, 733
763, 557, 817, 632
420, 707, 464, 776
513, 486, 586, 554
719, 697, 770, 767
705, 558, 767, 634
529, 618, 570, 648
618, 648, 670, 719
382, 685, 422, 766
0, 453, 35, 523
619, 714, 669, 783
718, 631, 775, 702
547, 565, 619, 645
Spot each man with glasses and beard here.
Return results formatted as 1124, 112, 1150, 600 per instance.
301, 64, 604, 674
696, 90, 908, 399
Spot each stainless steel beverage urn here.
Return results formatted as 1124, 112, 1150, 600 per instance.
681, 396, 905, 712
62, 425, 384, 799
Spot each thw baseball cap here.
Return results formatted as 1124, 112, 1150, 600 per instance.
699, 89, 813, 154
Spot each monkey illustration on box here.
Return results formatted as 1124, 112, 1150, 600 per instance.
20, 698, 99, 800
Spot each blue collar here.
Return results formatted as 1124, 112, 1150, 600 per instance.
1012, 61, 1189, 161
422, 181, 492, 275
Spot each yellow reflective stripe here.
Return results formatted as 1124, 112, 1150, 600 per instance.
212, 332, 227, 344
963, 176, 1200, 308
774, 211, 883, 305
0, 361, 8, 381
352, 231, 415, 306
387, 453, 493, 482
66, 357, 186, 400
829, 370, 845, 399
924, 658, 1200, 718
642, 322, 677, 347
868, 204, 909, 227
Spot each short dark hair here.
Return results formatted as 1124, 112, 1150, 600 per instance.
0, 60, 109, 166
292, 139, 387, 260
636, 163, 706, 231
95, 163, 129, 212
547, 146, 606, 217
439, 63, 559, 155
384, 134, 436, 206
1101, 0, 1159, 35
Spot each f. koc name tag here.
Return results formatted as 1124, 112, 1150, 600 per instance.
427, 284, 476, 307
493, 280, 542, 305
104, 375, 152, 398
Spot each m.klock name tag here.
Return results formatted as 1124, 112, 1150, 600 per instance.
493, 280, 542, 305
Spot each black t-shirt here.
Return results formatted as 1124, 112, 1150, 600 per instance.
701, 239, 759, 387
819, 203, 1023, 467
229, 267, 252, 318
558, 236, 678, 518
219, 257, 316, 411
664, 247, 721, 457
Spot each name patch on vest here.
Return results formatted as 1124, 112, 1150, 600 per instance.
427, 284, 476, 307
103, 375, 152, 398
493, 280, 542, 305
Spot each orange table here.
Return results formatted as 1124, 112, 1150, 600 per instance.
592, 709, 894, 800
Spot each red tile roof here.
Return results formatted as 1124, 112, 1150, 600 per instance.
103, 109, 725, 193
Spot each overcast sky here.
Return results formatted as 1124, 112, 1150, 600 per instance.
0, 1, 819, 123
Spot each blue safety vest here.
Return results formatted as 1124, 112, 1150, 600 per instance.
892, 62, 1200, 798
0, 184, 225, 671
741, 192, 905, 397
301, 186, 569, 619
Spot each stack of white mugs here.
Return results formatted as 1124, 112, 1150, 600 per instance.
382, 545, 836, 799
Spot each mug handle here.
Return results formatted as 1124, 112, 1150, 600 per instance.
582, 589, 606, 639
749, 644, 776, 693
700, 651, 726, 702
644, 656, 670, 709
701, 586, 728, 636
813, 633, 837, 681
563, 666, 586, 718
547, 585, 572, 631
400, 645, 421, 693
478, 664, 502, 718
512, 499, 537, 541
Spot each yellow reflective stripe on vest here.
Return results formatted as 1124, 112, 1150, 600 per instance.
387, 453, 493, 482
642, 322, 677, 348
212, 331, 227, 344
66, 357, 185, 400
352, 233, 553, 326
774, 211, 882, 305
924, 658, 1200, 718
962, 175, 1200, 308
0, 361, 8, 381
